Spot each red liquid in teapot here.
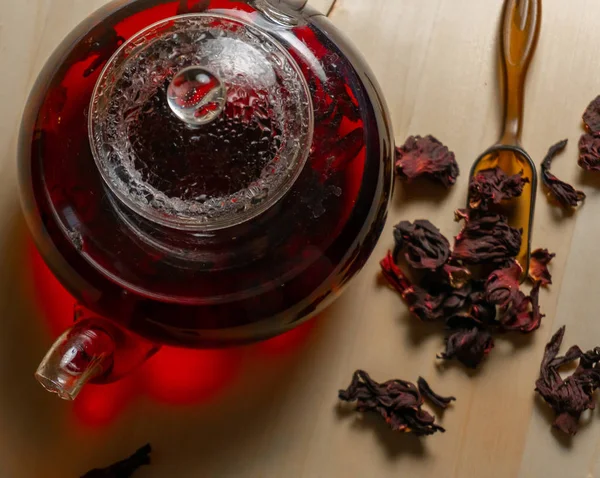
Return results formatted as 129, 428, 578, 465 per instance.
19, 0, 393, 347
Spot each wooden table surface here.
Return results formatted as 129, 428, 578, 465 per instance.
2, 0, 600, 477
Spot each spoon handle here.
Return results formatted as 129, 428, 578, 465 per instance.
499, 0, 542, 146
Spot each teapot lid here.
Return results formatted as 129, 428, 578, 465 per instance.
89, 14, 313, 231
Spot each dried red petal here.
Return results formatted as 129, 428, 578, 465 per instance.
323, 74, 361, 122
468, 281, 497, 324
395, 135, 459, 187
454, 208, 469, 222
583, 95, 600, 134
393, 220, 450, 270
529, 248, 555, 286
442, 263, 472, 289
541, 139, 585, 208
379, 252, 469, 323
405, 284, 466, 323
443, 283, 472, 310
535, 326, 600, 436
501, 281, 543, 333
82, 444, 152, 477
321, 127, 365, 172
468, 167, 529, 210
485, 261, 522, 309
485, 264, 543, 333
380, 252, 411, 295
338, 370, 449, 436
578, 133, 600, 172
417, 377, 456, 410
452, 211, 522, 265
438, 327, 494, 369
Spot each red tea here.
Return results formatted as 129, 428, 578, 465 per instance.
19, 0, 393, 350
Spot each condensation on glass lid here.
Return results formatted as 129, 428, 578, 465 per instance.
89, 14, 313, 231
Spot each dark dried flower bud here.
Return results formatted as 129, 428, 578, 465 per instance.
468, 167, 529, 210
380, 252, 470, 323
438, 325, 494, 369
395, 135, 459, 187
485, 261, 523, 309
583, 95, 600, 134
452, 211, 522, 265
578, 133, 600, 172
393, 220, 450, 270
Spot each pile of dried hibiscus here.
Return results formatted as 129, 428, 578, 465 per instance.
381, 139, 552, 369
337, 118, 600, 438
338, 101, 600, 439
338, 136, 552, 436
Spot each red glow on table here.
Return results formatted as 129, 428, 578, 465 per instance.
27, 239, 315, 427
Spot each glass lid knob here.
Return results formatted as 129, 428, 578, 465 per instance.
167, 66, 226, 127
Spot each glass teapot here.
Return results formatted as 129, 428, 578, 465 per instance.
18, 0, 394, 400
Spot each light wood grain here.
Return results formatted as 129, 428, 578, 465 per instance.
308, 0, 334, 14
1, 0, 600, 477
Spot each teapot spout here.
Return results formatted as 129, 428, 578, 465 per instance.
35, 324, 116, 401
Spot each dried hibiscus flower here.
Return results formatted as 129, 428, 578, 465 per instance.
338, 370, 453, 436
381, 219, 544, 368
380, 252, 469, 323
395, 135, 459, 188
500, 281, 543, 334
529, 248, 555, 286
468, 280, 498, 324
541, 139, 586, 208
485, 261, 523, 310
82, 444, 151, 478
578, 133, 600, 172
405, 283, 471, 323
393, 220, 450, 270
485, 263, 543, 333
468, 167, 529, 210
583, 95, 600, 134
439, 317, 494, 369
452, 211, 522, 265
535, 326, 600, 436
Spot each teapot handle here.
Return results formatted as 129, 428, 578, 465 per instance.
35, 312, 160, 400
